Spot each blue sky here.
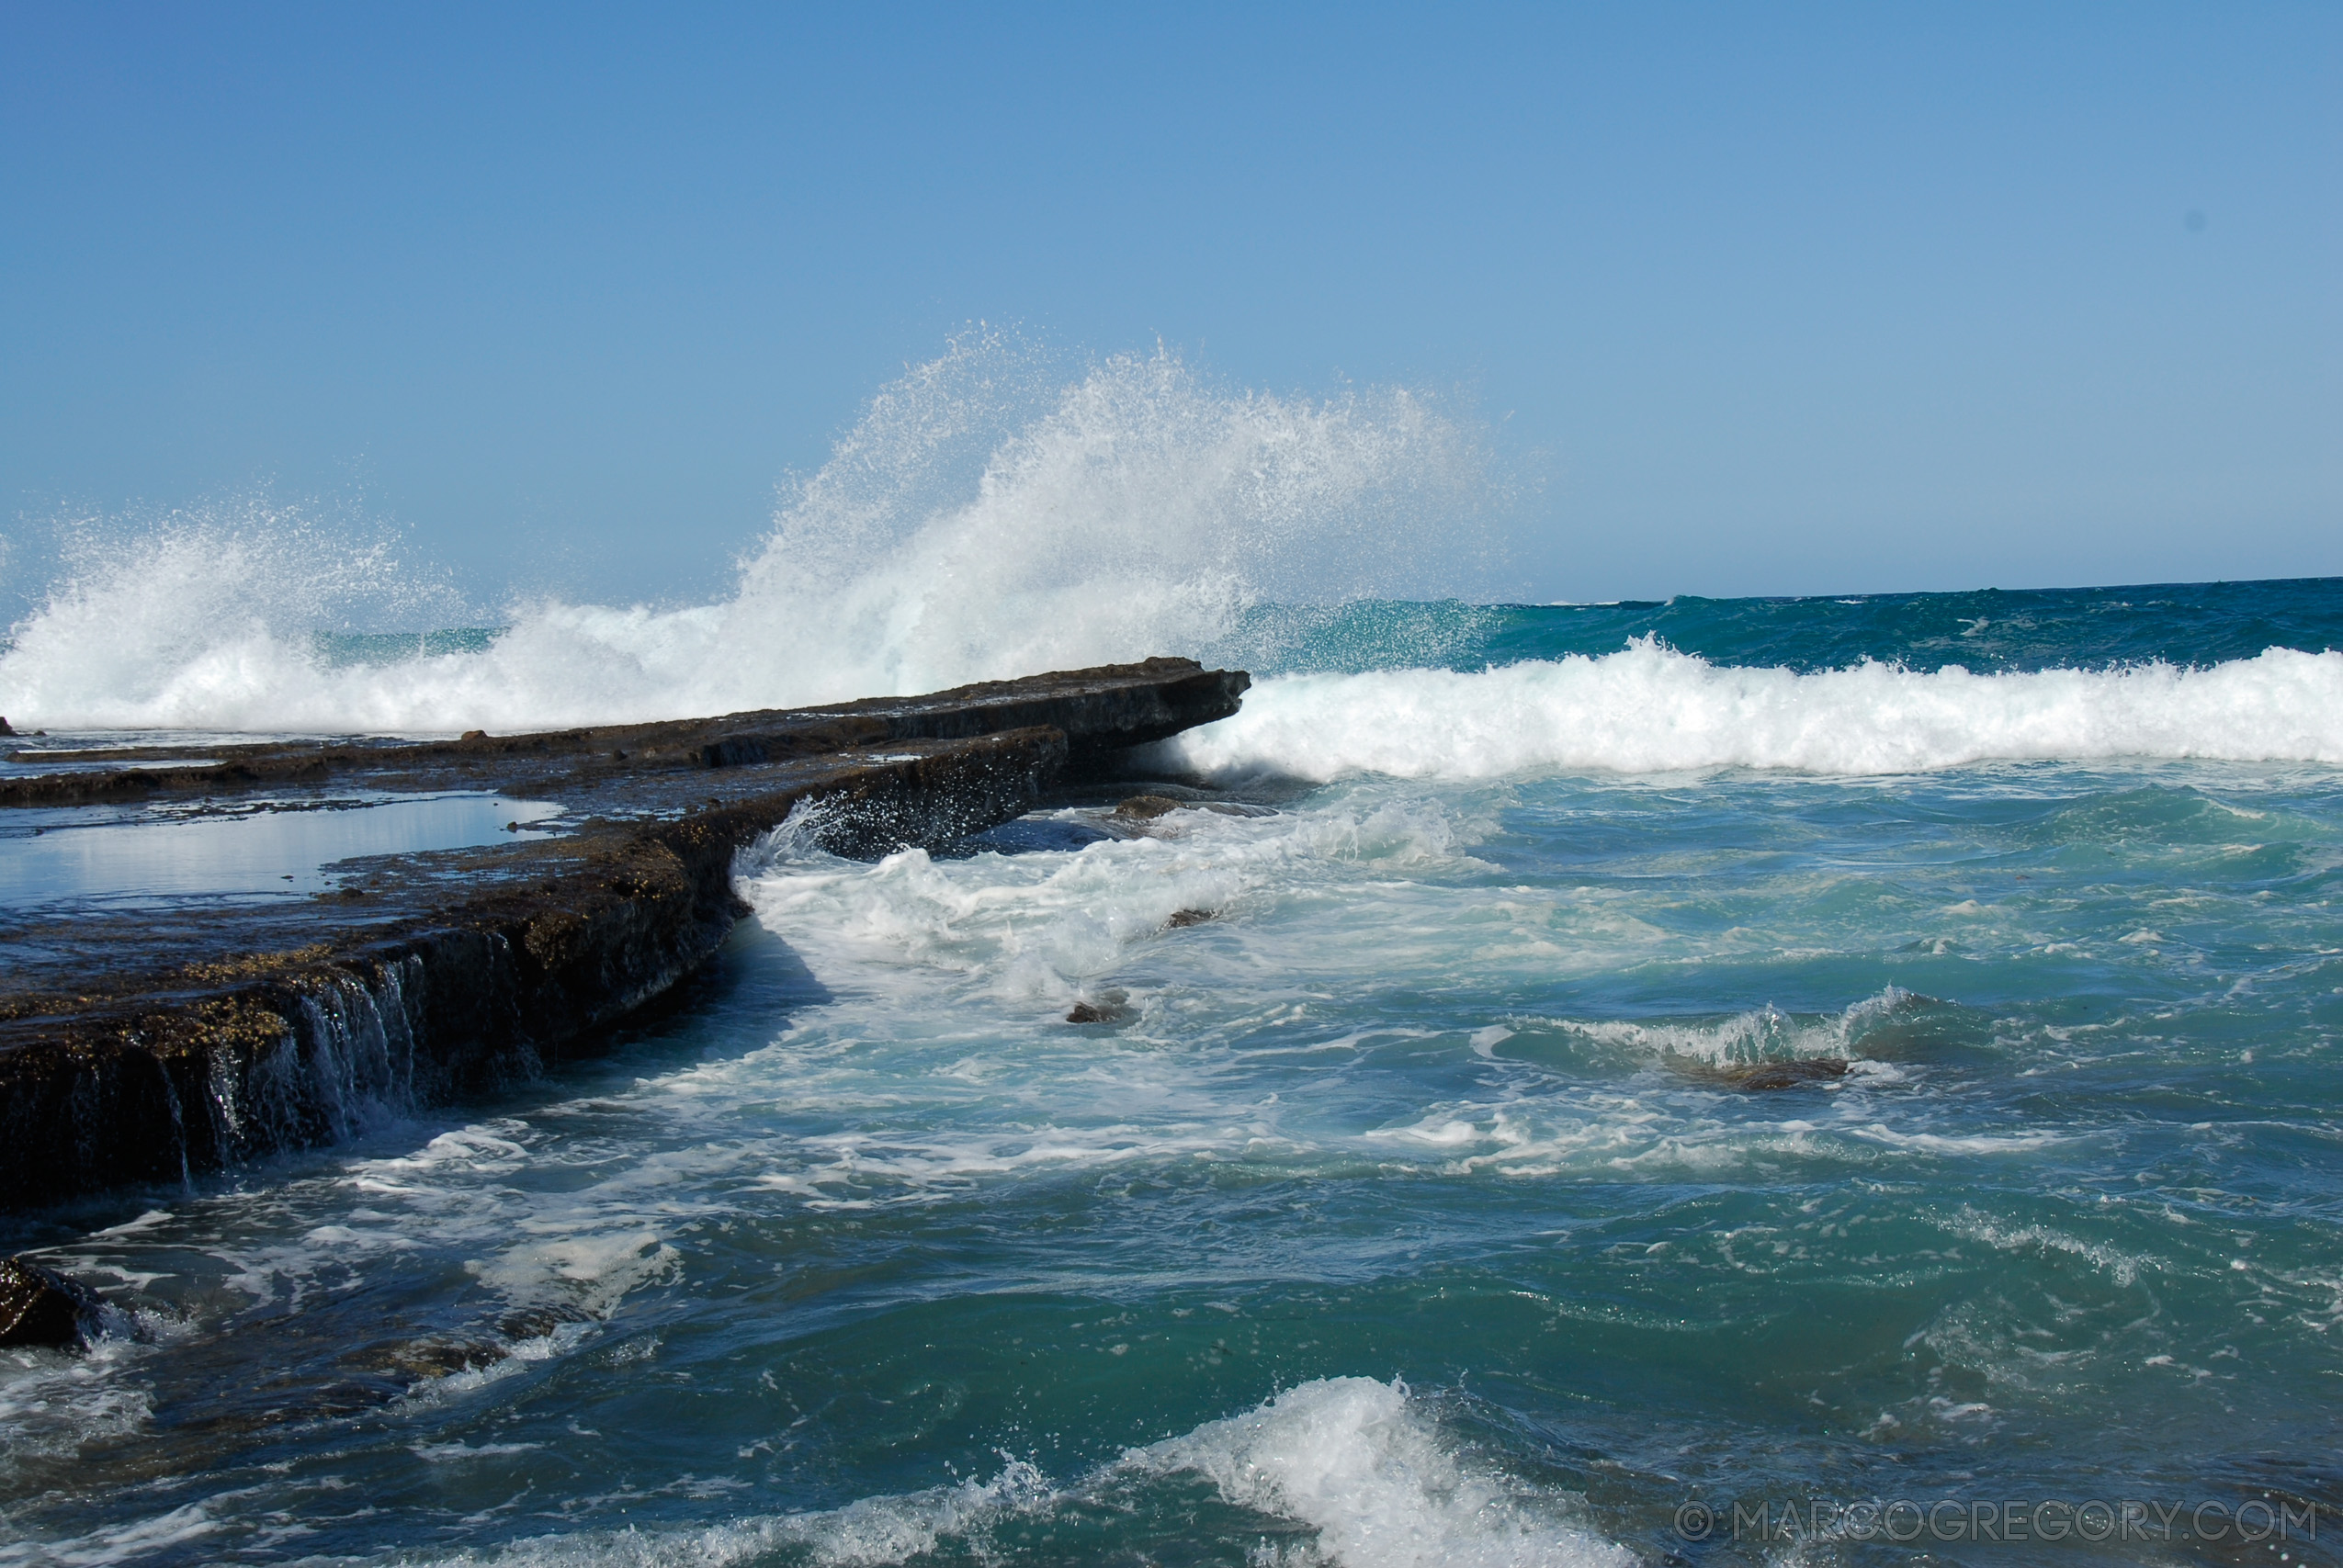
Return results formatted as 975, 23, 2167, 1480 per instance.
3, 2, 2337, 605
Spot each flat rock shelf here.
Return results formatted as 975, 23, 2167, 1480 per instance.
0, 658, 1248, 1211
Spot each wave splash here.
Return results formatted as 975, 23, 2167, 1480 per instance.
1545, 987, 1932, 1068
384, 1377, 1627, 1568
0, 338, 1489, 732
1160, 638, 2343, 779
1122, 1376, 1632, 1568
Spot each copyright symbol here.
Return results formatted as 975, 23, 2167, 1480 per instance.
1675, 1501, 1715, 1540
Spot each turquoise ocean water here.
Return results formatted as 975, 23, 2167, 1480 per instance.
5, 580, 2343, 1566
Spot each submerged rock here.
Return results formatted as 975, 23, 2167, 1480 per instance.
353, 1336, 509, 1382
1166, 908, 1217, 928
1738, 1057, 1851, 1090
1067, 989, 1132, 1024
1687, 1057, 1852, 1091
1114, 795, 1185, 820
1662, 1053, 1852, 1091
0, 1256, 107, 1349
342, 1301, 599, 1391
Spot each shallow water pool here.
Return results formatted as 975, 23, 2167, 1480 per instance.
0, 792, 565, 908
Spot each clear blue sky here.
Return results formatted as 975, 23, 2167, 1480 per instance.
3, 2, 2337, 606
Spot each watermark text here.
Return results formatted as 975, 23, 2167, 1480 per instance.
1671, 1495, 2317, 1546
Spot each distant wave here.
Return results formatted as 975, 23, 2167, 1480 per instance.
1159, 638, 2343, 779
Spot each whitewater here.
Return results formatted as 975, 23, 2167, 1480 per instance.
5, 341, 2340, 783
3, 345, 2341, 1566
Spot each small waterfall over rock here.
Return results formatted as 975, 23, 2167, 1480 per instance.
214, 956, 430, 1159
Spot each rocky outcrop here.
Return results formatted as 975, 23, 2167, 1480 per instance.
0, 658, 1249, 809
0, 661, 1248, 1211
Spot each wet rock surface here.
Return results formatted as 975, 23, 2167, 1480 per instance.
0, 657, 1245, 811
0, 659, 1248, 1211
0, 1256, 106, 1349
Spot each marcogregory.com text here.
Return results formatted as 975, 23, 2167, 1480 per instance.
1672, 1495, 2318, 1546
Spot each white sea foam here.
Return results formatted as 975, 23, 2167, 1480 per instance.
466, 1228, 681, 1315
735, 792, 1475, 1015
1158, 640, 2343, 780
0, 1500, 225, 1567
0, 340, 1487, 732
1123, 1377, 1631, 1568
1844, 1124, 2066, 1156
719, 815, 2034, 1200
1943, 1209, 2150, 1286
0, 1336, 158, 1469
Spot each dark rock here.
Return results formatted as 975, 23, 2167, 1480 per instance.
1066, 989, 1131, 1024
352, 1336, 507, 1382
1673, 1056, 1852, 1091
963, 817, 1115, 854
1734, 1057, 1851, 1090
460, 729, 489, 741
1166, 908, 1217, 928
1115, 795, 1185, 820
0, 1256, 107, 1349
0, 716, 12, 737
0, 659, 1249, 812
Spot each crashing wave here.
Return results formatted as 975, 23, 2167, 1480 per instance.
0, 340, 1489, 733
1159, 639, 2343, 779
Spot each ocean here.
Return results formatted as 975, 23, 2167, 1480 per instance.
2, 353, 2340, 1564
3, 581, 2340, 1565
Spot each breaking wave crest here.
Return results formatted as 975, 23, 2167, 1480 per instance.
1122, 1376, 1632, 1568
395, 1378, 1627, 1568
1548, 987, 1931, 1068
1160, 638, 2343, 779
0, 338, 1490, 732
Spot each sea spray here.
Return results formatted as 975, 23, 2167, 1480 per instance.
0, 496, 469, 729
0, 341, 1494, 732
